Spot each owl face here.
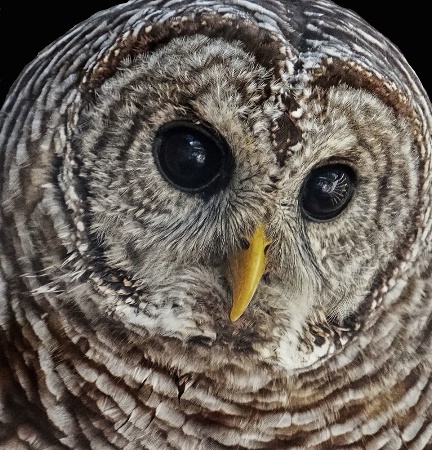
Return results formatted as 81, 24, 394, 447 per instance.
71, 31, 420, 371
2, 3, 432, 447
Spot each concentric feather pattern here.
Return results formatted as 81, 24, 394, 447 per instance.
1, 0, 432, 449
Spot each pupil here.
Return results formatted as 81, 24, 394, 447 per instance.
316, 172, 348, 204
318, 173, 338, 195
166, 133, 210, 181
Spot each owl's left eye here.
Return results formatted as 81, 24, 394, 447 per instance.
300, 164, 356, 221
153, 121, 232, 194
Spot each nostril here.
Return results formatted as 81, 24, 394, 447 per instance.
262, 272, 271, 283
239, 237, 250, 250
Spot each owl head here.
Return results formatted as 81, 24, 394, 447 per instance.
3, 1, 430, 383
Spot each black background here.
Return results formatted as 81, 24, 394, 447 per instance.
0, 2, 428, 105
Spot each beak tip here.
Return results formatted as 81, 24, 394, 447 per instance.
230, 310, 240, 322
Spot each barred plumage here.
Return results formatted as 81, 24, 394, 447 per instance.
1, 1, 432, 449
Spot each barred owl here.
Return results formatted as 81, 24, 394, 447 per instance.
1, 1, 431, 449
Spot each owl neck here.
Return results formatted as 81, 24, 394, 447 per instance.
1, 271, 432, 448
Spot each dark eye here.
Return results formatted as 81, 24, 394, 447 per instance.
300, 164, 356, 221
153, 121, 233, 194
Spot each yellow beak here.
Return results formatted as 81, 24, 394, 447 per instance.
229, 224, 270, 322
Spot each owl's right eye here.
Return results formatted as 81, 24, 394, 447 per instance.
153, 121, 233, 194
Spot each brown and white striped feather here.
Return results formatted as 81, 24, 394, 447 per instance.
1, 1, 431, 449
